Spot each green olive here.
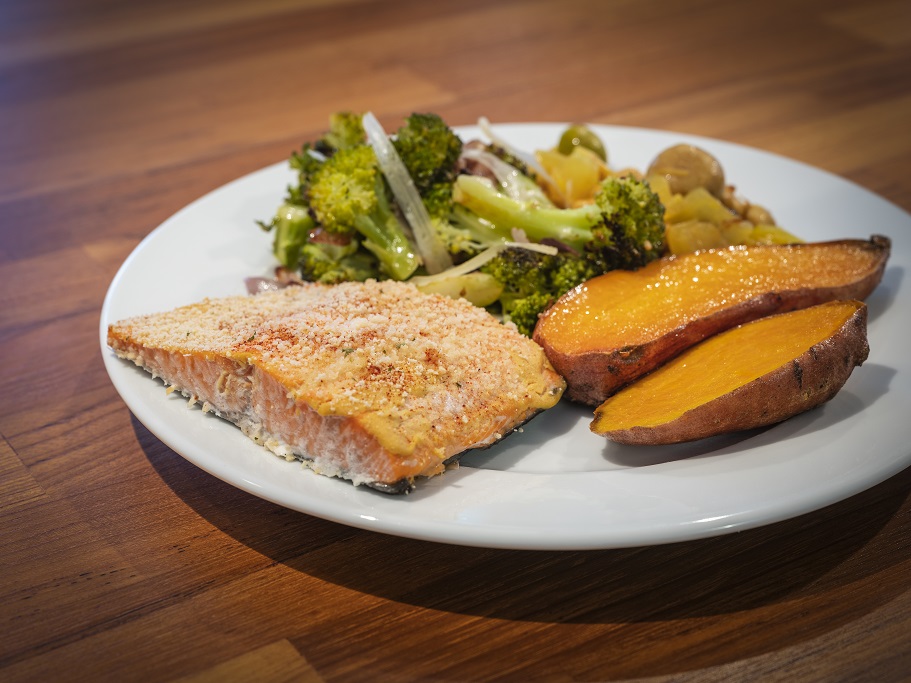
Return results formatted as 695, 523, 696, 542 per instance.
558, 124, 607, 161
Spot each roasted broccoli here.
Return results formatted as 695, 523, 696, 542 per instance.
454, 173, 666, 333
258, 111, 667, 332
590, 174, 668, 270
453, 173, 665, 270
440, 204, 514, 257
432, 146, 556, 262
308, 144, 420, 281
288, 144, 325, 198
285, 113, 364, 204
257, 199, 376, 283
480, 247, 599, 335
393, 113, 463, 193
314, 111, 366, 154
261, 112, 462, 283
298, 240, 379, 284
266, 201, 315, 269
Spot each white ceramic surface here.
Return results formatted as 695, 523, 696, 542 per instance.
100, 124, 911, 550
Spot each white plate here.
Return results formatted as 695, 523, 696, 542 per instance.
100, 123, 911, 550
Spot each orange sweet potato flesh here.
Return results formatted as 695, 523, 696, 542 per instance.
590, 300, 869, 445
533, 235, 890, 405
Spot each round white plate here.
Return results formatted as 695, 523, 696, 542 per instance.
100, 123, 911, 550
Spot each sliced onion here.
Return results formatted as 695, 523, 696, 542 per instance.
362, 112, 453, 275
245, 277, 281, 294
245, 267, 305, 294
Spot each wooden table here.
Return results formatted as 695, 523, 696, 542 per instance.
3, 0, 910, 680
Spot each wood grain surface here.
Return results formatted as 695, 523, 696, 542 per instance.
2, 0, 910, 681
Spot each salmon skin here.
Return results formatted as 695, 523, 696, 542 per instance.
107, 280, 565, 493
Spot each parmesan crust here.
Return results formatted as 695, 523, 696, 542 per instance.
107, 281, 565, 492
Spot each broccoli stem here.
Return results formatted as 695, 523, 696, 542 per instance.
271, 202, 315, 269
453, 175, 601, 251
352, 178, 420, 280
449, 204, 514, 244
354, 214, 419, 280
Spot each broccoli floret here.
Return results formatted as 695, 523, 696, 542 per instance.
307, 145, 376, 229
393, 113, 463, 193
590, 175, 667, 270
505, 292, 555, 338
308, 145, 420, 281
453, 174, 665, 269
289, 143, 325, 196
257, 201, 380, 283
314, 111, 366, 155
480, 247, 599, 335
299, 240, 379, 284
288, 113, 364, 197
420, 180, 457, 222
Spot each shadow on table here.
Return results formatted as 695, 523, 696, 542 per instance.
137, 415, 911, 677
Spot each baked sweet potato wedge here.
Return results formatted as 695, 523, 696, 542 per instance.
591, 300, 869, 445
533, 235, 889, 405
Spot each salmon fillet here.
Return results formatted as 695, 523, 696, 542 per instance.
107, 281, 565, 493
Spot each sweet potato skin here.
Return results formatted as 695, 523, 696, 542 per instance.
592, 302, 869, 445
534, 236, 890, 405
